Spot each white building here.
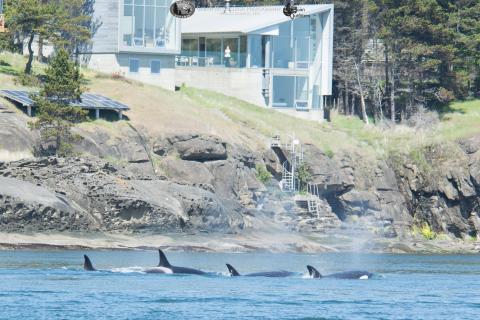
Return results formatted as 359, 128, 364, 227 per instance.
80, 0, 181, 90
176, 5, 334, 120
76, 2, 334, 120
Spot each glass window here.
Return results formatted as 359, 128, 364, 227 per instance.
155, 6, 167, 47
295, 76, 308, 101
134, 5, 144, 46
151, 60, 161, 74
124, 5, 133, 16
206, 38, 222, 66
129, 59, 140, 73
239, 36, 247, 68
223, 38, 238, 67
145, 7, 155, 47
182, 39, 198, 57
120, 0, 175, 49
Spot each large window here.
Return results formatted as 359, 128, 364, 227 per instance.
272, 18, 311, 69
205, 38, 222, 66
272, 76, 309, 108
181, 39, 198, 57
122, 0, 176, 49
179, 37, 247, 68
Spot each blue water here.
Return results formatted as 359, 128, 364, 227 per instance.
0, 251, 479, 319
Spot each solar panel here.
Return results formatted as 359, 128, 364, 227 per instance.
0, 90, 130, 111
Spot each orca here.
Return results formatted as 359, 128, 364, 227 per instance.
226, 264, 295, 278
307, 265, 373, 280
83, 253, 168, 274
155, 249, 206, 275
83, 255, 96, 271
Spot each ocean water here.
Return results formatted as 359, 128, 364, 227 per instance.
0, 251, 479, 320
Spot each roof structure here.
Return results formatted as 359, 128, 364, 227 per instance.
181, 5, 333, 34
0, 90, 130, 111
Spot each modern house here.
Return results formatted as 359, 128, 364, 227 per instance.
80, 0, 181, 90
176, 5, 334, 120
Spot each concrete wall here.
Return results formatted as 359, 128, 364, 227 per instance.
84, 53, 176, 91
90, 0, 119, 53
175, 67, 267, 107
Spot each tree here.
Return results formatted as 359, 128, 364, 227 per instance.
29, 49, 88, 156
4, 0, 56, 74
4, 0, 91, 73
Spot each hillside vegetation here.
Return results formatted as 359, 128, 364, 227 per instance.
0, 52, 479, 160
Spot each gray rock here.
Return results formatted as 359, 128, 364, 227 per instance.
459, 136, 480, 154
0, 177, 93, 231
0, 110, 37, 160
0, 157, 244, 233
162, 158, 214, 186
156, 133, 227, 162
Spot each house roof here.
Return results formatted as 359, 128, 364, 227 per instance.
181, 4, 333, 35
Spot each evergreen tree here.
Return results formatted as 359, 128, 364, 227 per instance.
29, 49, 88, 156
4, 0, 56, 74
4, 0, 91, 73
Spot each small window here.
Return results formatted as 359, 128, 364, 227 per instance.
129, 59, 140, 73
151, 60, 161, 74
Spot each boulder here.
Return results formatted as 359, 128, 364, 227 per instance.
0, 110, 37, 161
0, 156, 244, 233
156, 133, 227, 162
0, 177, 93, 231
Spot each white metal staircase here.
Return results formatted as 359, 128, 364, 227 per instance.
307, 183, 321, 218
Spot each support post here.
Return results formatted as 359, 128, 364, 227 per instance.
27, 106, 32, 117
118, 110, 123, 120
95, 108, 100, 120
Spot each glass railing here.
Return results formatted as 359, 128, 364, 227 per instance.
176, 54, 247, 68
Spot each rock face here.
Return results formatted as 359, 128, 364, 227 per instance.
0, 107, 479, 241
0, 177, 92, 231
0, 106, 37, 161
154, 134, 227, 162
263, 138, 480, 239
0, 157, 244, 232
392, 142, 480, 238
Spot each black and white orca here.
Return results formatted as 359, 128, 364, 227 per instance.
83, 250, 206, 275
307, 265, 373, 280
150, 249, 206, 275
226, 263, 295, 278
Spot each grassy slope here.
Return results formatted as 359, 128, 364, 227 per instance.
0, 52, 479, 159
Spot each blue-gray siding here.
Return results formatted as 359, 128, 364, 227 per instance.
90, 0, 119, 53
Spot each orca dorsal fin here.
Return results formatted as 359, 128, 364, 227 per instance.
307, 265, 322, 278
158, 249, 172, 268
226, 263, 240, 276
83, 255, 95, 271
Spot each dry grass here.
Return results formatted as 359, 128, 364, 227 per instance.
1, 52, 479, 158
0, 150, 33, 162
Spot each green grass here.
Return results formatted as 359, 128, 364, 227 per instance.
0, 51, 46, 77
255, 163, 272, 184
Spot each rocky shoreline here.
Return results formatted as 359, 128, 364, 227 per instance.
0, 106, 479, 253
0, 231, 478, 254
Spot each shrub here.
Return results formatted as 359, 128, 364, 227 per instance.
324, 148, 334, 159
412, 222, 436, 240
255, 163, 272, 184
